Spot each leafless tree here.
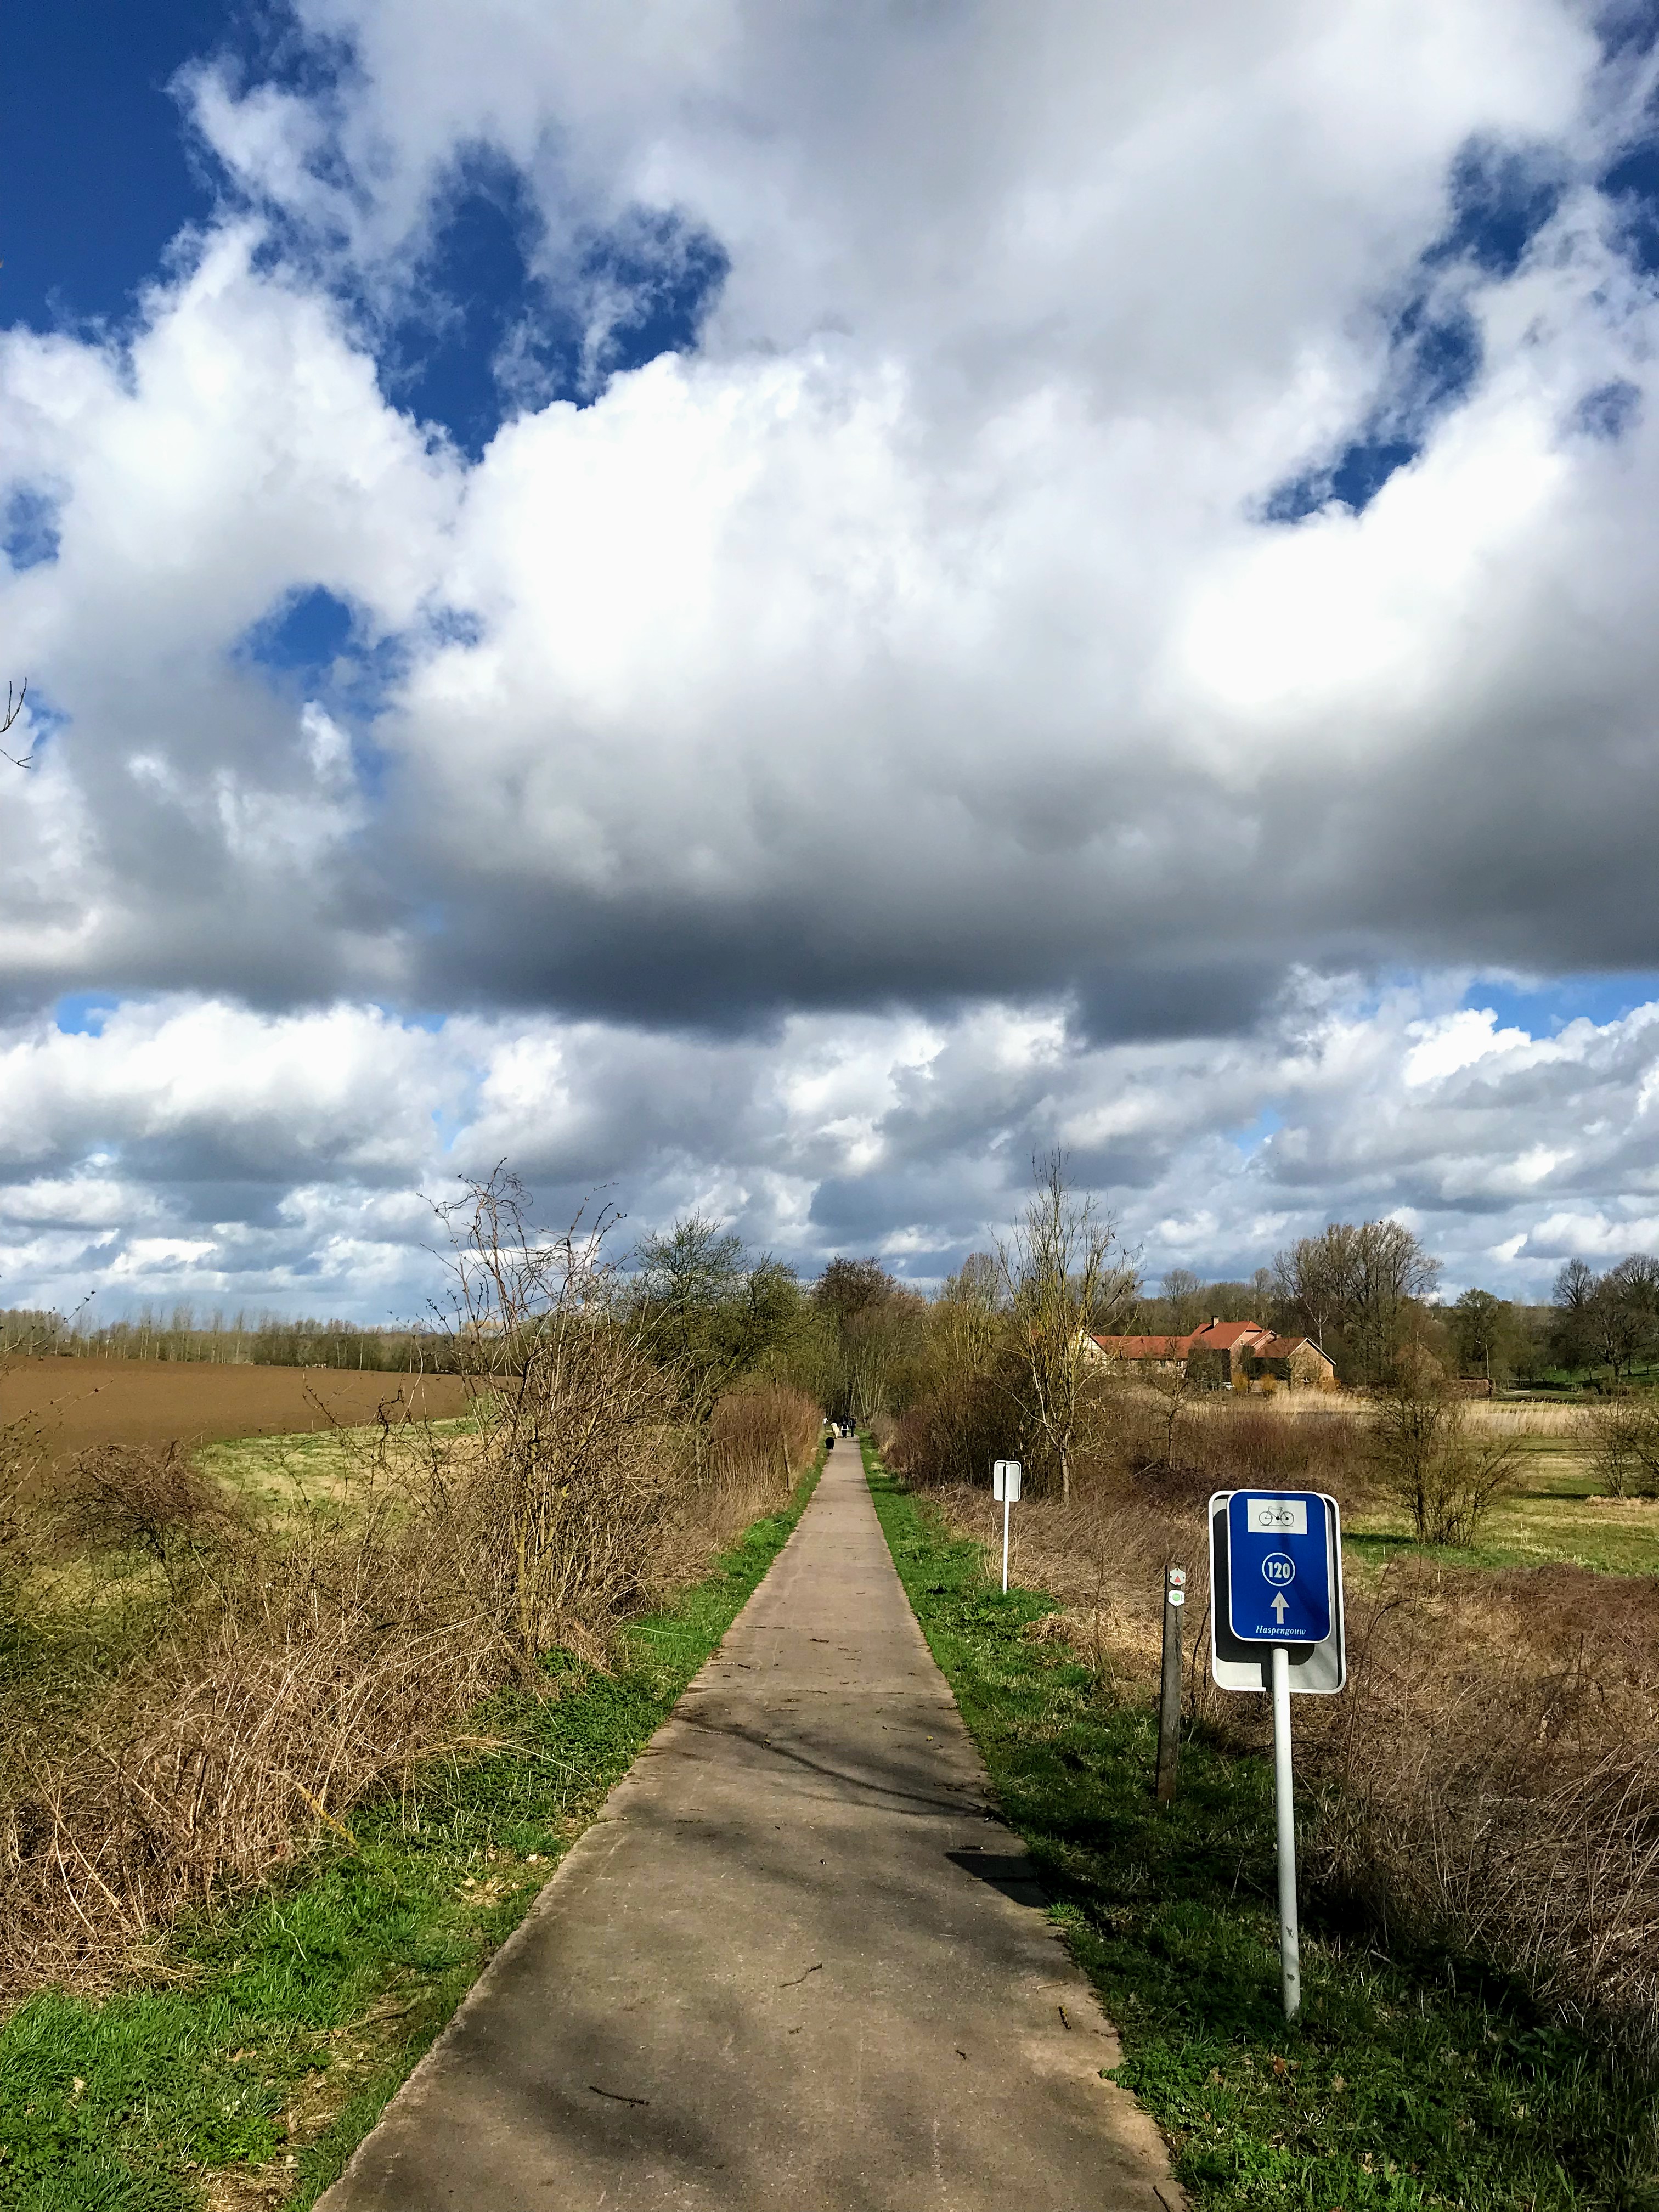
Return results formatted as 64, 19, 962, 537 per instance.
1141, 1352, 1194, 1470
433, 1167, 677, 1664
1273, 1218, 1441, 1383
1552, 1254, 1659, 1385
1161, 1266, 1205, 1336
997, 1153, 1137, 1500
1452, 1286, 1513, 1389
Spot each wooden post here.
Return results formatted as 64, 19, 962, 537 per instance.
1155, 1564, 1186, 1803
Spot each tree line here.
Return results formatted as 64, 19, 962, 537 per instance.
3, 1175, 1645, 1419
0, 1305, 451, 1372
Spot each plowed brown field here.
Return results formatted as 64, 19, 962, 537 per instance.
0, 1356, 469, 1465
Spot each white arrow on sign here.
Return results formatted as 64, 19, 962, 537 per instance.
1270, 1591, 1289, 1623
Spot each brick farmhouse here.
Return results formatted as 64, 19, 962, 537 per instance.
1087, 1316, 1337, 1391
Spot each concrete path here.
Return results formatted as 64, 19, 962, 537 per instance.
319, 1448, 1181, 2211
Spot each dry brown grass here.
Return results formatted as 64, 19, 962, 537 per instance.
1310, 1561, 1659, 2038
702, 1384, 824, 1526
1460, 1399, 1595, 1440
1, 1435, 491, 2000
888, 1392, 1659, 2052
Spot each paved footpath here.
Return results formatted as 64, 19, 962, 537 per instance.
320, 1447, 1182, 2211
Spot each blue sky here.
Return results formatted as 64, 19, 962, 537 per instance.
8, 5, 726, 462
9, 3, 233, 331
6, 1, 1659, 1319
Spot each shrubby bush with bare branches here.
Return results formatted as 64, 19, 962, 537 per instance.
705, 1384, 823, 1522
49, 1442, 249, 1593
2, 1444, 493, 1994
1367, 1351, 1524, 1545
0, 1170, 817, 2002
1309, 1561, 1659, 2043
432, 1175, 683, 1667
1585, 1391, 1659, 1498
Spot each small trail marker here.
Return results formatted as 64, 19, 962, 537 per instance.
992, 1460, 1022, 1592
1208, 1489, 1346, 2023
1155, 1566, 1186, 1804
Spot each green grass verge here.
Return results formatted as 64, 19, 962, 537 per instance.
863, 1444, 1656, 2212
0, 1457, 822, 2211
1343, 1440, 1659, 1580
1345, 1510, 1659, 1579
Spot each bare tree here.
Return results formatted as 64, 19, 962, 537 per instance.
1550, 1256, 1599, 1370
628, 1214, 805, 1470
1452, 1287, 1513, 1389
1595, 1255, 1659, 1386
933, 1252, 1003, 1381
1161, 1266, 1205, 1336
839, 1293, 926, 1426
1141, 1352, 1194, 1470
997, 1153, 1137, 1500
1273, 1218, 1441, 1383
1273, 1226, 1353, 1353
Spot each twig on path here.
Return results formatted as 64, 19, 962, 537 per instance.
589, 2085, 650, 2107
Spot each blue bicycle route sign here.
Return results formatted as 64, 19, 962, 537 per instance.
1225, 1491, 1333, 1644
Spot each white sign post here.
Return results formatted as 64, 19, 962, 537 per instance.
992, 1460, 1022, 1593
1207, 1489, 1345, 2023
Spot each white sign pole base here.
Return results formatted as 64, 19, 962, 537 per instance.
1271, 1644, 1301, 2022
992, 1462, 1020, 1593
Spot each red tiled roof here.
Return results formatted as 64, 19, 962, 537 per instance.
1186, 1320, 1271, 1350
1093, 1321, 1334, 1369
1255, 1334, 1332, 1363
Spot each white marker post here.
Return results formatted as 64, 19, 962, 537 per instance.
992, 1459, 1022, 1592
1270, 1645, 1300, 2019
1208, 1490, 1346, 2024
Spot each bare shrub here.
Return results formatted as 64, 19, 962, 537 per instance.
997, 1153, 1136, 1500
1119, 1395, 1369, 1517
1307, 1562, 1659, 2051
888, 1370, 1012, 1489
0, 1420, 43, 1630
431, 1171, 688, 1666
49, 1442, 247, 1593
1369, 1353, 1525, 1545
0, 1446, 500, 1998
1585, 1392, 1659, 1498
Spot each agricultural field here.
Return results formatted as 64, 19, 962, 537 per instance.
0, 1355, 470, 1471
